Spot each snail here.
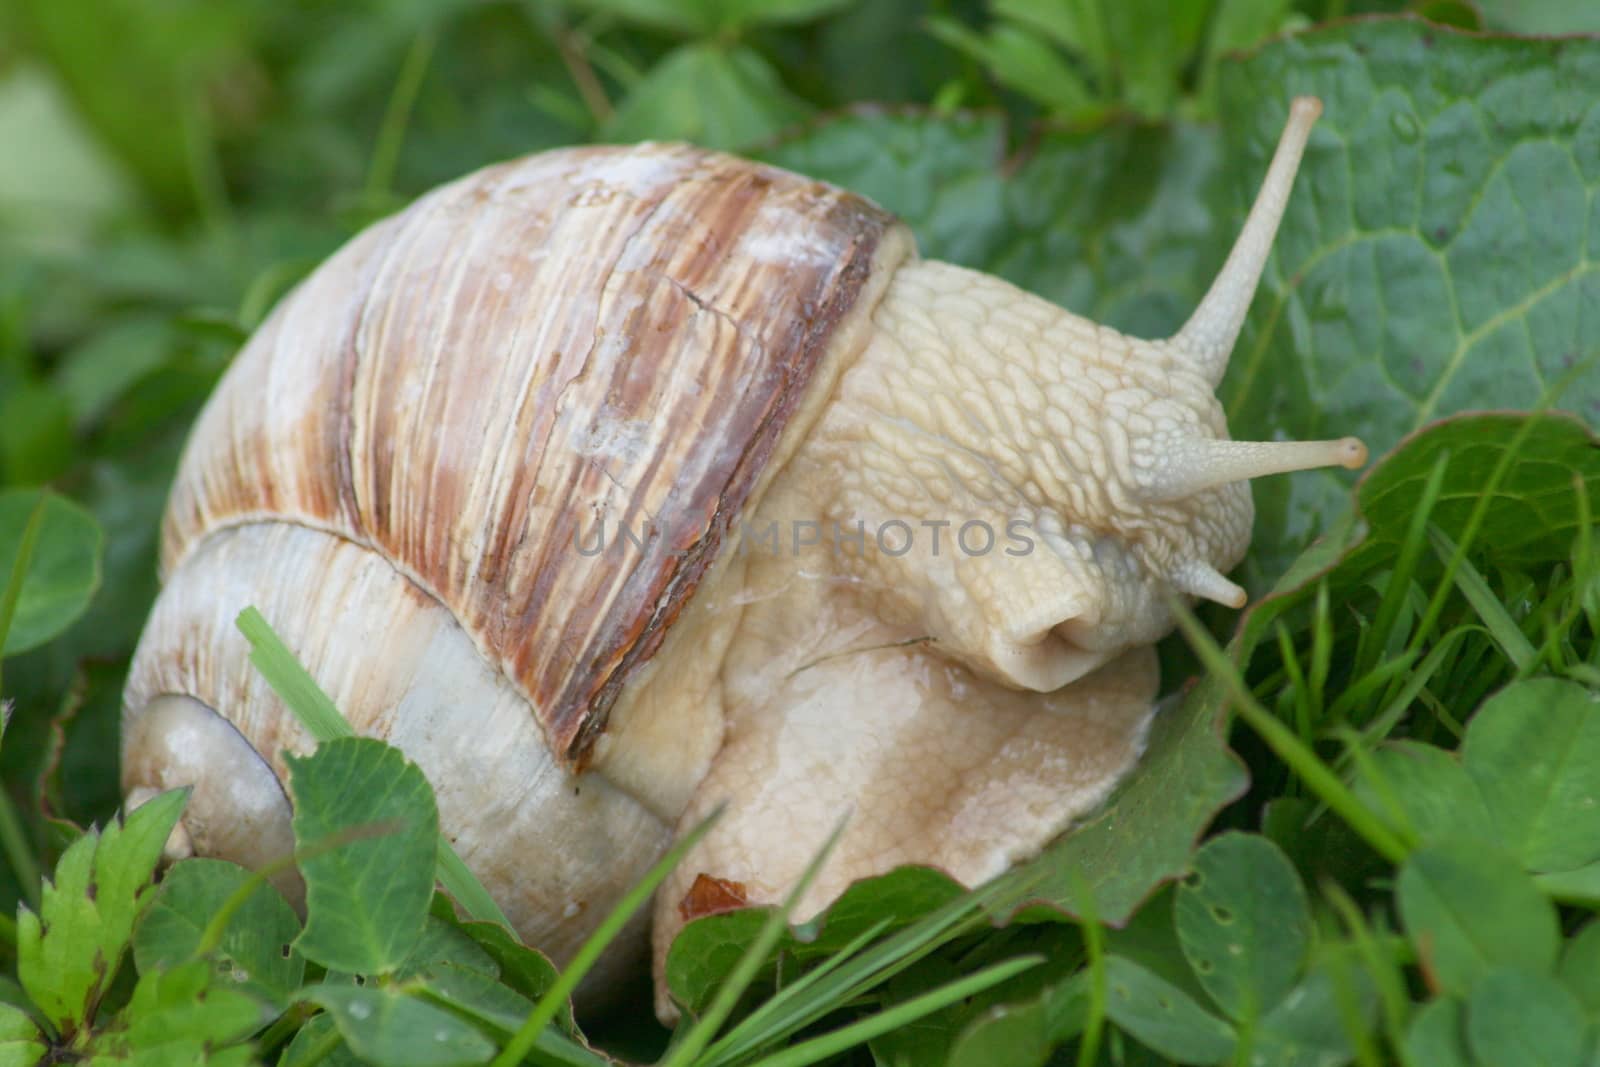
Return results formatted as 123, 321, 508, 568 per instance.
120, 96, 1364, 1013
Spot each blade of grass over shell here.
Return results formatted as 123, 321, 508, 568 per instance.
1168, 596, 1411, 865
1427, 526, 1536, 673
488, 808, 725, 1067
751, 955, 1044, 1067
659, 819, 849, 1067
235, 606, 513, 931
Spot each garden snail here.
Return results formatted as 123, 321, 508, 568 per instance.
120, 96, 1364, 1012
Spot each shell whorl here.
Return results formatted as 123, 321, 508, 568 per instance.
155, 143, 908, 766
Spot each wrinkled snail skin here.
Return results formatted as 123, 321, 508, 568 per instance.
121, 96, 1364, 1016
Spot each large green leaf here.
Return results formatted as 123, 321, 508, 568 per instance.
773, 21, 1600, 583
1217, 21, 1600, 576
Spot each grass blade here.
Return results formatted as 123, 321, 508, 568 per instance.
236, 606, 352, 743
489, 809, 724, 1067
697, 919, 891, 1065
236, 606, 513, 931
751, 955, 1042, 1067
699, 873, 1035, 1066
1427, 525, 1536, 672
1169, 596, 1411, 864
659, 821, 850, 1067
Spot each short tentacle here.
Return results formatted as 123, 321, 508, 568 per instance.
1139, 435, 1367, 502
1172, 96, 1322, 384
1169, 560, 1248, 609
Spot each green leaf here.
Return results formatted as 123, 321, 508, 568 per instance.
397, 916, 497, 981
1102, 955, 1235, 1066
1028, 681, 1248, 927
1534, 860, 1600, 904
1396, 841, 1559, 997
945, 971, 1089, 1067
0, 61, 139, 246
287, 738, 438, 975
712, 0, 852, 30
0, 488, 104, 657
1239, 414, 1600, 660
1217, 23, 1600, 575
925, 18, 1096, 117
53, 315, 176, 428
415, 963, 532, 1034
604, 43, 807, 151
303, 984, 496, 1067
565, 0, 714, 34
1353, 741, 1495, 847
1557, 920, 1600, 1015
1404, 998, 1471, 1067
280, 1013, 363, 1067
17, 0, 252, 214
0, 381, 72, 484
237, 608, 513, 931
763, 110, 1224, 341
1476, 0, 1600, 33
1254, 946, 1379, 1067
665, 866, 965, 1018
456, 921, 570, 1031
1465, 968, 1587, 1067
1461, 678, 1600, 873
0, 1004, 45, 1066
131, 857, 305, 1012
1175, 832, 1311, 1022
84, 959, 263, 1064
17, 788, 187, 1038
1102, 0, 1208, 117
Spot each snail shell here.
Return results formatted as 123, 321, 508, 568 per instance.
122, 100, 1364, 1008
123, 143, 910, 983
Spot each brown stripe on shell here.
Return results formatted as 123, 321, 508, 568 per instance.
159, 144, 908, 765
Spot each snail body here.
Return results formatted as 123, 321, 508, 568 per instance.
122, 99, 1363, 1009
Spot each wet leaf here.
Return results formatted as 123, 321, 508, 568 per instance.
288, 738, 438, 975
131, 857, 305, 1013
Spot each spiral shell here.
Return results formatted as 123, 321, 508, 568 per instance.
122, 143, 914, 964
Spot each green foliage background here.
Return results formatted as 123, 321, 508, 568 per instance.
1, 0, 1599, 1064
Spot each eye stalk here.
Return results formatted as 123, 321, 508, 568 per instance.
1137, 435, 1368, 503
1173, 96, 1325, 385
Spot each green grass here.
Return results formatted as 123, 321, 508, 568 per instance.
2, 1, 1600, 1064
